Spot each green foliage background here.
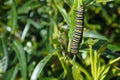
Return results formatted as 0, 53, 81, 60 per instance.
0, 0, 120, 80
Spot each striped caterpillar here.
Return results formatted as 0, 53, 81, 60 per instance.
71, 6, 84, 55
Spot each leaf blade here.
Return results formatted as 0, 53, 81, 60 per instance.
12, 39, 27, 80
31, 54, 54, 80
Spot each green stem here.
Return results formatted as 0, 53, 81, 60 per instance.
94, 51, 97, 80
109, 57, 120, 65
67, 39, 71, 53
89, 45, 94, 77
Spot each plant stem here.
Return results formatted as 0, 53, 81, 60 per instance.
89, 45, 94, 76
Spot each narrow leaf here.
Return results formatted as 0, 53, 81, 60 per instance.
12, 39, 27, 80
109, 57, 120, 65
72, 62, 82, 80
21, 22, 30, 41
31, 54, 54, 80
107, 44, 120, 52
57, 6, 71, 27
11, 0, 17, 34
84, 30, 109, 41
5, 65, 19, 80
71, 60, 91, 80
18, 0, 40, 14
39, 77, 58, 80
1, 37, 8, 73
95, 0, 114, 3
28, 19, 42, 29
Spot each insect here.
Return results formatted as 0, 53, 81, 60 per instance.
70, 6, 84, 55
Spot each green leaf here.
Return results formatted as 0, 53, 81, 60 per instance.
39, 77, 58, 80
109, 57, 120, 65
0, 36, 8, 73
84, 0, 94, 5
68, 0, 78, 39
104, 68, 120, 80
107, 44, 120, 52
56, 6, 71, 28
86, 39, 99, 45
84, 30, 109, 41
5, 65, 19, 80
64, 0, 73, 7
11, 0, 17, 34
21, 22, 30, 41
18, 0, 40, 14
12, 39, 27, 80
100, 66, 111, 80
95, 0, 114, 3
31, 53, 54, 80
56, 51, 74, 80
71, 60, 91, 80
28, 19, 43, 29
72, 62, 83, 80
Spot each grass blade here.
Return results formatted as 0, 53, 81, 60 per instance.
71, 59, 91, 80
31, 53, 54, 80
72, 56, 83, 80
28, 19, 42, 29
96, 0, 114, 3
5, 65, 19, 80
21, 22, 30, 41
0, 37, 8, 73
10, 0, 17, 34
39, 77, 58, 80
12, 39, 27, 80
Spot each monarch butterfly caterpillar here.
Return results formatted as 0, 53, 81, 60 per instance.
71, 6, 84, 55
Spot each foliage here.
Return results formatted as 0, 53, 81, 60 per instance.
0, 0, 120, 80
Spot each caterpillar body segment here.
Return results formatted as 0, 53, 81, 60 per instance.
71, 7, 84, 55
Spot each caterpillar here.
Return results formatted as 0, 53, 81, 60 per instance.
71, 6, 84, 55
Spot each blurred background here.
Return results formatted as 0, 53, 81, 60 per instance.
0, 0, 120, 80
